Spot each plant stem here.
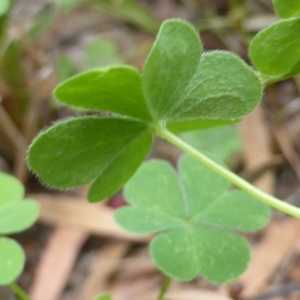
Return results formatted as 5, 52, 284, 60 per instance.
157, 276, 172, 300
156, 126, 300, 219
9, 282, 31, 300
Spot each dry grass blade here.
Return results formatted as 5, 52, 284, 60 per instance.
30, 225, 88, 300
166, 290, 233, 300
31, 193, 150, 242
239, 105, 275, 194
271, 125, 300, 180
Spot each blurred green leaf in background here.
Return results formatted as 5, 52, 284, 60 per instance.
0, 172, 39, 284
0, 0, 10, 17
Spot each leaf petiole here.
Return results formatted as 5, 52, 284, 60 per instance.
156, 125, 300, 219
157, 276, 172, 300
9, 282, 31, 300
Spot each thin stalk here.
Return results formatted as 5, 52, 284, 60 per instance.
156, 126, 300, 219
157, 276, 171, 300
9, 282, 31, 300
195, 17, 232, 31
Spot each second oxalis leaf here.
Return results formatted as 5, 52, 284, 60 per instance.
115, 155, 270, 283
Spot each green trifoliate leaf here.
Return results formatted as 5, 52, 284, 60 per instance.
182, 125, 241, 162
115, 154, 270, 283
0, 173, 39, 234
273, 0, 300, 18
0, 237, 25, 285
28, 19, 263, 202
54, 66, 152, 122
142, 20, 262, 132
28, 117, 152, 202
53, 20, 262, 134
250, 18, 300, 76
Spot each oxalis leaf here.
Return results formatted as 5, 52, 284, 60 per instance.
27, 117, 153, 202
0, 173, 39, 234
54, 19, 262, 133
250, 18, 300, 76
273, 0, 300, 18
28, 19, 262, 201
115, 154, 270, 283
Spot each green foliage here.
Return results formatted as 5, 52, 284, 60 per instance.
0, 173, 39, 285
0, 0, 9, 16
250, 0, 300, 78
250, 18, 300, 76
28, 117, 153, 202
93, 293, 112, 300
273, 0, 300, 18
29, 10, 56, 40
0, 238, 24, 285
182, 125, 241, 162
47, 0, 82, 13
54, 66, 152, 122
21, 0, 300, 288
115, 155, 270, 282
28, 19, 262, 202
0, 173, 39, 234
1, 43, 30, 114
85, 38, 122, 68
143, 20, 262, 132
13, 0, 300, 288
56, 39, 122, 82
94, 0, 160, 33
55, 54, 78, 82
